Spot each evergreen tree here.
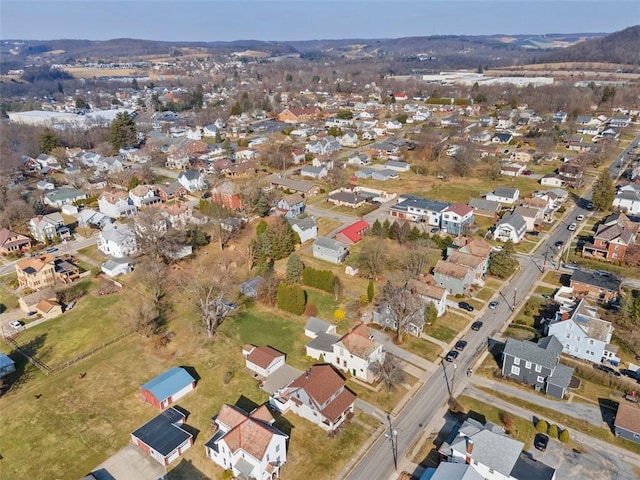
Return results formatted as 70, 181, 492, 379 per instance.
39, 128, 59, 154
382, 219, 391, 237
286, 254, 304, 284
131, 78, 140, 90
128, 176, 140, 190
559, 429, 570, 443
547, 424, 559, 439
591, 169, 615, 212
367, 280, 375, 303
110, 112, 137, 152
536, 419, 549, 434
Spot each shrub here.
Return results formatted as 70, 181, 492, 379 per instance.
303, 267, 337, 293
548, 424, 559, 439
359, 294, 369, 307
276, 283, 307, 315
559, 429, 571, 443
304, 302, 318, 317
499, 411, 516, 433
223, 371, 234, 385
334, 309, 345, 320
536, 419, 549, 434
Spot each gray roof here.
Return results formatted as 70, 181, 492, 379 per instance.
314, 236, 347, 252
510, 453, 556, 480
449, 419, 524, 477
493, 187, 519, 198
571, 269, 621, 292
287, 216, 317, 232
497, 212, 526, 231
305, 317, 334, 335
395, 195, 450, 213
268, 174, 318, 193
469, 198, 501, 212
429, 463, 484, 480
178, 170, 201, 181
503, 336, 562, 370
547, 363, 574, 389
306, 332, 340, 353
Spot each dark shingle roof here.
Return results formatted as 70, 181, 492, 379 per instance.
131, 407, 191, 456
571, 269, 621, 292
503, 337, 562, 370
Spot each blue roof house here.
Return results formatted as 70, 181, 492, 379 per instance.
140, 367, 196, 410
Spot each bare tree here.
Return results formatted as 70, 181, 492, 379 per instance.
357, 238, 388, 280
370, 355, 406, 391
401, 242, 436, 280
0, 199, 35, 231
382, 281, 423, 343
178, 255, 238, 339
126, 261, 168, 337
133, 208, 186, 263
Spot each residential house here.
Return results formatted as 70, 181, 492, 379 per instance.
43, 187, 87, 208
0, 228, 31, 255
300, 165, 328, 180
305, 322, 385, 383
500, 162, 527, 177
275, 193, 305, 218
205, 404, 288, 480
36, 180, 55, 191
609, 116, 631, 128
100, 257, 133, 277
158, 202, 194, 229
582, 212, 638, 262
502, 336, 574, 400
177, 170, 206, 192
36, 153, 61, 171
432, 260, 475, 296
513, 206, 542, 231
406, 279, 448, 317
268, 174, 321, 198
277, 106, 320, 124
210, 181, 244, 211
0, 354, 16, 378
270, 364, 356, 432
242, 345, 286, 378
165, 149, 191, 170
371, 169, 399, 181
372, 302, 425, 337
558, 164, 584, 189
97, 223, 137, 258
287, 216, 318, 244
546, 298, 618, 365
139, 367, 197, 410
439, 418, 557, 480
313, 237, 349, 264
304, 317, 337, 339
15, 254, 56, 290
614, 403, 640, 444
18, 288, 56, 314
570, 269, 621, 303
492, 132, 514, 144
155, 182, 188, 202
327, 191, 368, 209
77, 209, 111, 229
34, 297, 63, 320
553, 111, 568, 123
385, 160, 411, 172
390, 195, 451, 226
347, 153, 371, 166
447, 250, 487, 284
335, 220, 369, 244
540, 174, 565, 188
486, 187, 520, 205
449, 237, 492, 274
129, 185, 161, 208
469, 198, 501, 219
493, 213, 527, 244
98, 191, 137, 219
441, 204, 474, 236
613, 184, 640, 215
28, 212, 69, 242
340, 131, 359, 147
131, 407, 193, 466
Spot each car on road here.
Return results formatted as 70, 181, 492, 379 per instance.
568, 223, 577, 231
563, 263, 580, 270
431, 227, 440, 234
576, 215, 584, 221
455, 340, 468, 351
45, 247, 58, 253
587, 202, 593, 210
458, 301, 474, 312
445, 350, 459, 362
595, 364, 621, 377
554, 240, 564, 248
534, 433, 549, 452
620, 369, 639, 381
9, 320, 25, 329
471, 321, 483, 331
488, 301, 499, 310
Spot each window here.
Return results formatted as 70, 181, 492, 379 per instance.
275, 444, 280, 452
535, 364, 542, 373
537, 376, 544, 383
589, 339, 595, 346
513, 358, 520, 365
575, 336, 581, 342
566, 333, 570, 338
525, 361, 532, 369
511, 366, 520, 376
574, 346, 580, 353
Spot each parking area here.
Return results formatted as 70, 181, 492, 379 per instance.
90, 444, 166, 480
530, 438, 638, 480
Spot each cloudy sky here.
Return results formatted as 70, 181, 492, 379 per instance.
1, 1, 637, 42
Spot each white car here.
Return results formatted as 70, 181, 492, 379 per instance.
576, 215, 585, 221
9, 320, 25, 329
568, 223, 577, 231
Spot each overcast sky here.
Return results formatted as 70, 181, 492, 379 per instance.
1, 1, 638, 42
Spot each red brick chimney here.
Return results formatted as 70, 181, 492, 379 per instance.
465, 437, 474, 464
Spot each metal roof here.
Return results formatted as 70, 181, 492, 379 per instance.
140, 367, 195, 402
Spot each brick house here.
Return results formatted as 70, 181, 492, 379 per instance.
0, 228, 31, 255
277, 106, 321, 124
210, 181, 244, 210
582, 213, 638, 262
570, 269, 621, 303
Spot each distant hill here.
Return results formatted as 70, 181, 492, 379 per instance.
539, 25, 640, 65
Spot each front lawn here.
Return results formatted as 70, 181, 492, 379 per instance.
0, 286, 19, 312
348, 374, 415, 413
401, 336, 442, 362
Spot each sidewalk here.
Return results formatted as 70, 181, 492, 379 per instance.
371, 330, 432, 371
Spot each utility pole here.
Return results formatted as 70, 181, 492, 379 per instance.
385, 414, 398, 471
513, 287, 517, 309
441, 360, 452, 397
542, 247, 548, 272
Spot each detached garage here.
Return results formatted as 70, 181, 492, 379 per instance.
139, 367, 196, 410
131, 407, 193, 466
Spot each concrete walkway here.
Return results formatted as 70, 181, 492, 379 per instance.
470, 376, 608, 427
355, 398, 388, 423
370, 330, 432, 371
420, 333, 448, 350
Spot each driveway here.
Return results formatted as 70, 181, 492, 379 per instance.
90, 444, 167, 480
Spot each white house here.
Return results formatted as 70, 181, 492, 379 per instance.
129, 185, 159, 208
101, 257, 133, 277
205, 404, 288, 480
613, 184, 640, 215
340, 131, 359, 147
242, 345, 286, 378
270, 364, 356, 432
177, 170, 206, 192
486, 187, 520, 205
406, 280, 448, 317
546, 298, 618, 365
347, 153, 371, 166
97, 223, 137, 258
493, 213, 527, 243
287, 216, 318, 244
305, 322, 385, 383
43, 187, 87, 207
98, 191, 137, 219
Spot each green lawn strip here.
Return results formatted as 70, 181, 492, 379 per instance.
484, 278, 503, 290
512, 295, 547, 328
424, 324, 457, 343
467, 299, 485, 310
0, 285, 19, 311
77, 245, 107, 263
475, 287, 496, 302
534, 285, 556, 296
315, 217, 343, 237
305, 288, 341, 321
542, 271, 562, 285
347, 376, 414, 413
474, 387, 640, 456
503, 325, 538, 341
401, 336, 443, 362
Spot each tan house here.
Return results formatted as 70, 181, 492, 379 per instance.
35, 298, 63, 320
0, 228, 32, 255
15, 255, 56, 290
19, 288, 57, 314
277, 107, 321, 124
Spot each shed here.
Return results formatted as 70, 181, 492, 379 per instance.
131, 407, 193, 466
242, 345, 286, 377
0, 354, 16, 377
140, 367, 196, 410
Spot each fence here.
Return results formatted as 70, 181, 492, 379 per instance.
3, 335, 52, 375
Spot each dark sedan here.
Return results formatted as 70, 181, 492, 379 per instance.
445, 350, 459, 362
455, 340, 468, 351
458, 302, 474, 312
534, 433, 549, 452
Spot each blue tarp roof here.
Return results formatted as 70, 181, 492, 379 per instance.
140, 367, 195, 402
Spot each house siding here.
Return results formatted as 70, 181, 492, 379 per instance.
615, 426, 640, 444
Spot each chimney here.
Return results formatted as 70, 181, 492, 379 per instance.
465, 437, 474, 464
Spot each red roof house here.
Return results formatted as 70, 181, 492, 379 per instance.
335, 220, 370, 244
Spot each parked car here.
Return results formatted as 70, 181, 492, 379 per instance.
620, 369, 639, 381
522, 170, 533, 176
576, 214, 585, 221
9, 320, 25, 329
563, 263, 580, 270
471, 321, 483, 331
430, 227, 440, 234
554, 240, 564, 248
45, 247, 58, 253
455, 340, 468, 351
587, 202, 594, 210
445, 350, 459, 362
568, 223, 577, 231
534, 433, 549, 452
595, 364, 621, 377
488, 301, 499, 310
458, 302, 474, 312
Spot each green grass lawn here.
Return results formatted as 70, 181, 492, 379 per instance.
402, 336, 443, 362
0, 286, 19, 312
305, 288, 341, 321
423, 324, 457, 343
348, 377, 413, 413
77, 245, 107, 263
476, 286, 496, 302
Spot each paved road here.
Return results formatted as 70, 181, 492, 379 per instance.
344, 131, 640, 480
